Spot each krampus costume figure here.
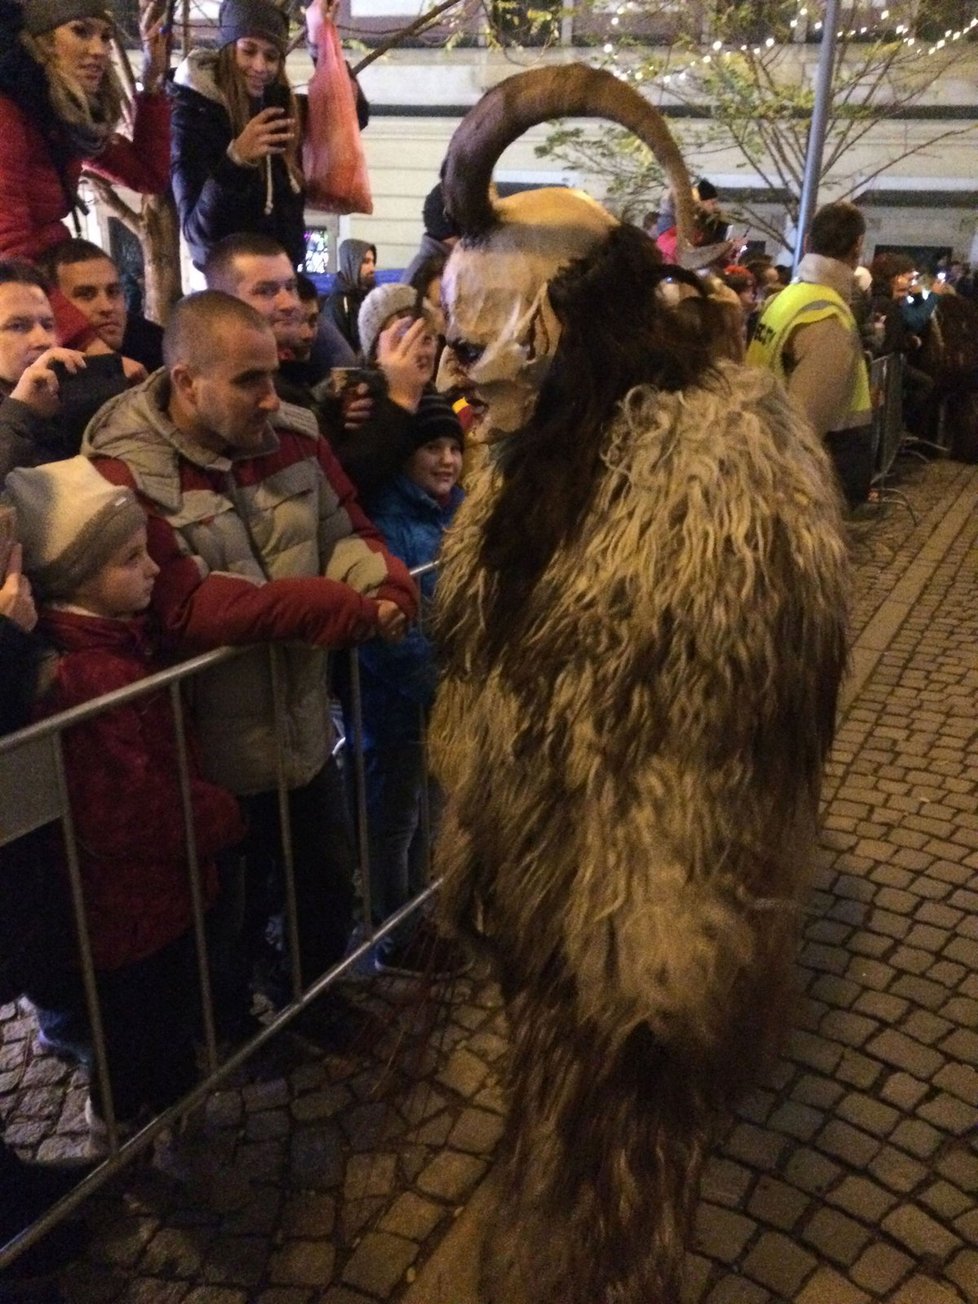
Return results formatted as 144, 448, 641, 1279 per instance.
428, 66, 849, 1304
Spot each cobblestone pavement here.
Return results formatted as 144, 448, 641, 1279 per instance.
2, 452, 978, 1303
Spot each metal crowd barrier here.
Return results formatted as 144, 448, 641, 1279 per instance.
868, 350, 905, 485
0, 566, 439, 1272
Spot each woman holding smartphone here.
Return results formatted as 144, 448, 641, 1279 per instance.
0, 0, 169, 349
171, 0, 306, 270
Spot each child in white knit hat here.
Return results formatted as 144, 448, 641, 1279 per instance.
3, 456, 244, 1146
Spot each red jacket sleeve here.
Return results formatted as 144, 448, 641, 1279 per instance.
86, 91, 171, 196
95, 457, 391, 654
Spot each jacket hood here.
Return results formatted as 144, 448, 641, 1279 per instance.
172, 49, 226, 108
82, 368, 319, 512
337, 239, 376, 291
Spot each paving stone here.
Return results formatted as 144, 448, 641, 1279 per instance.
815, 1119, 881, 1167
446, 1107, 505, 1155
880, 1071, 930, 1112
850, 1241, 917, 1294
869, 1146, 930, 1195
882, 1204, 963, 1260
932, 1062, 978, 1107
341, 1231, 417, 1295
946, 1249, 978, 1298
706, 1277, 772, 1304
741, 1230, 818, 1297
380, 1191, 445, 1240
920, 1181, 972, 1222
267, 1240, 336, 1288
783, 1148, 843, 1196
796, 1266, 871, 1304
800, 1207, 872, 1267
890, 1117, 945, 1159
746, 1176, 810, 1231
836, 1092, 900, 1138
693, 1202, 756, 1259
183, 1290, 248, 1304
344, 1152, 398, 1200
889, 1277, 969, 1304
866, 1029, 944, 1079
415, 1150, 486, 1202
289, 1126, 344, 1189
141, 1229, 210, 1278
280, 1193, 336, 1238
826, 1174, 897, 1223
699, 1157, 753, 1208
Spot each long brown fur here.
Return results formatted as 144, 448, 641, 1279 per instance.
429, 361, 848, 1302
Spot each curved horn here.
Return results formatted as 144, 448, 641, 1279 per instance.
442, 64, 695, 250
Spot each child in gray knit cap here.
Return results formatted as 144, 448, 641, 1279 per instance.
4, 456, 243, 1149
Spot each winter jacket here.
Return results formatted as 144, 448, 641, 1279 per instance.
0, 388, 76, 483
82, 370, 417, 794
358, 473, 463, 746
170, 50, 306, 270
0, 1, 170, 343
1, 356, 131, 482
33, 608, 244, 970
323, 239, 376, 352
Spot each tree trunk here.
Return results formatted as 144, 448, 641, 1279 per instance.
140, 193, 183, 326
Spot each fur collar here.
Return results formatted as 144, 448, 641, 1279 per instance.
172, 49, 227, 109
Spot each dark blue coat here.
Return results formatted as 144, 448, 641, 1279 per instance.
358, 473, 463, 746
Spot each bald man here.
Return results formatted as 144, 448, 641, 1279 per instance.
82, 290, 417, 1039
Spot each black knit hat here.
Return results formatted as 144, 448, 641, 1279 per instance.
218, 0, 288, 51
408, 392, 464, 455
695, 177, 718, 202
422, 183, 459, 242
22, 0, 113, 34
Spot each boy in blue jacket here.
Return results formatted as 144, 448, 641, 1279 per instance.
356, 392, 465, 976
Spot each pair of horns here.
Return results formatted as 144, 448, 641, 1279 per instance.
441, 64, 695, 252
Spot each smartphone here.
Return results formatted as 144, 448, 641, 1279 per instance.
261, 82, 291, 115
51, 353, 127, 429
326, 367, 386, 401
0, 504, 17, 584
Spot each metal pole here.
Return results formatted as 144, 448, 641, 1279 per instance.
793, 0, 841, 273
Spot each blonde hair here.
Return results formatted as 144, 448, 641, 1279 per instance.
214, 42, 302, 191
23, 26, 124, 139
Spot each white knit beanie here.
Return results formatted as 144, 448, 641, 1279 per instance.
3, 457, 145, 602
357, 284, 437, 362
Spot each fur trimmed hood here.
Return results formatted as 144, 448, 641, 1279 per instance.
172, 49, 227, 108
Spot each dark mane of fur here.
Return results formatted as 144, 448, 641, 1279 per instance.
478, 226, 715, 665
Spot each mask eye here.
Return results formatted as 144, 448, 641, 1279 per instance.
451, 340, 484, 368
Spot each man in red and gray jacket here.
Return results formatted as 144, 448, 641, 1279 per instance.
83, 289, 418, 1036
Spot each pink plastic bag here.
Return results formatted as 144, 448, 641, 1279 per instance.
303, 6, 373, 214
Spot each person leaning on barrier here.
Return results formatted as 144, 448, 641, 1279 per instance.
746, 200, 873, 510
4, 456, 245, 1142
81, 290, 418, 1039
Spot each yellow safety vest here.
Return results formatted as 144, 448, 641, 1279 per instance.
746, 281, 872, 429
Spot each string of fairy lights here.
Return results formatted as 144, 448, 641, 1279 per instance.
598, 5, 978, 83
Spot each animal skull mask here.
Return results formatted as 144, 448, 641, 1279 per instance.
436, 65, 695, 442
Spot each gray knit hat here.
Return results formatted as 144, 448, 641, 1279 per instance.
218, 0, 289, 52
358, 284, 437, 362
22, 0, 113, 34
3, 457, 146, 603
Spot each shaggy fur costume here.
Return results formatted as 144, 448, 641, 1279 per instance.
429, 360, 848, 1302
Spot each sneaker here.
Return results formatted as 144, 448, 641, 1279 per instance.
374, 923, 470, 980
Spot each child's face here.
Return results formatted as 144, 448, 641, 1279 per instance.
406, 437, 462, 501
72, 526, 159, 620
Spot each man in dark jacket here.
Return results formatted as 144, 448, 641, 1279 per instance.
323, 238, 376, 352
0, 260, 128, 482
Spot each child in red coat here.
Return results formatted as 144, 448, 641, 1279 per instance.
4, 456, 244, 1137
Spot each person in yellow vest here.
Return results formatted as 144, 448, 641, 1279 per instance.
747, 200, 872, 509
